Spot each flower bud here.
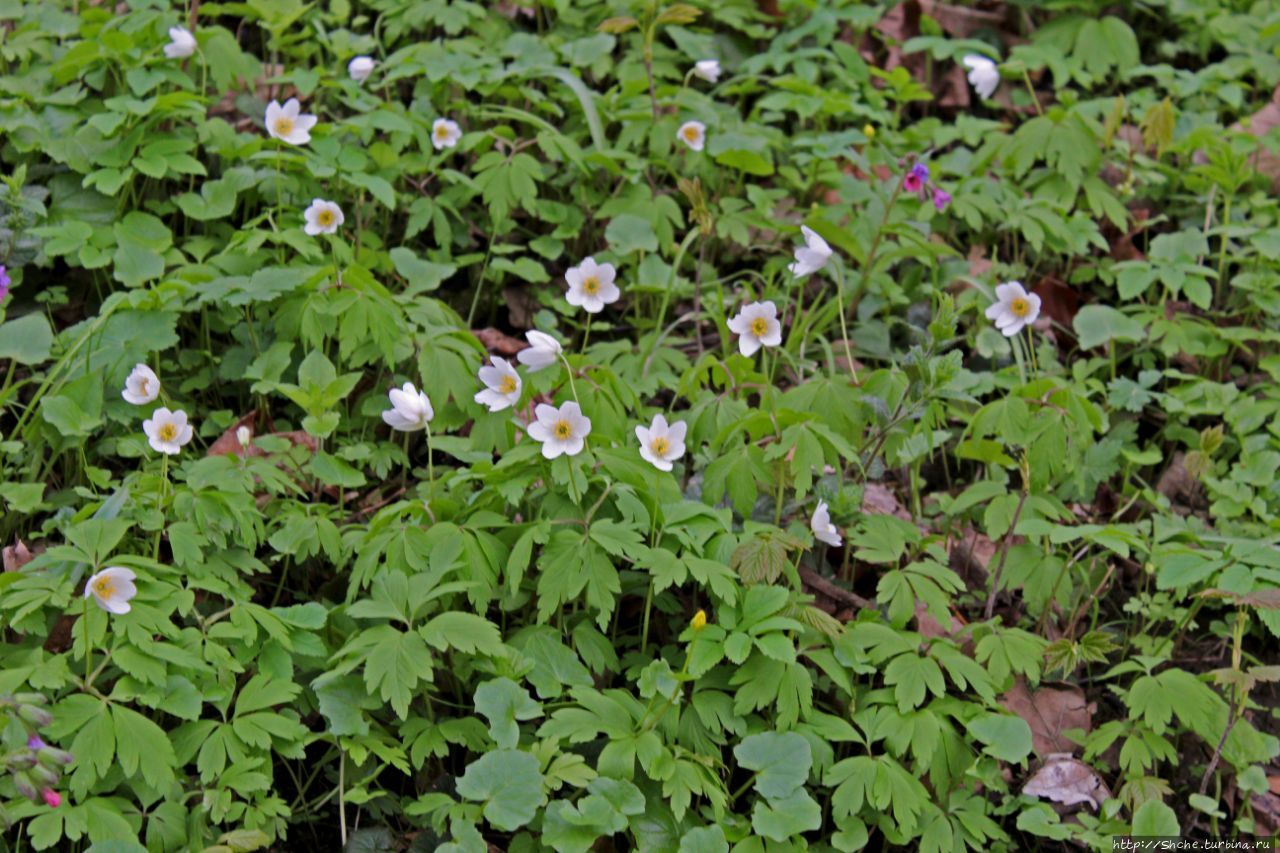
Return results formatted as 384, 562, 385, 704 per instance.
17, 704, 53, 727
863, 123, 875, 139
41, 789, 61, 808
27, 734, 46, 751
13, 693, 46, 706
690, 609, 707, 631
29, 763, 59, 787
13, 771, 37, 802
37, 748, 74, 768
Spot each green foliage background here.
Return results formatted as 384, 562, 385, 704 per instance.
2, 0, 1280, 850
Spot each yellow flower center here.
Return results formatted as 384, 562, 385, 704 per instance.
750, 317, 769, 337
158, 423, 178, 442
435, 125, 450, 140
317, 209, 334, 226
498, 375, 518, 394
683, 126, 700, 142
274, 117, 294, 137
1010, 296, 1030, 318
94, 577, 115, 597
650, 436, 670, 457
553, 420, 572, 440
582, 275, 600, 295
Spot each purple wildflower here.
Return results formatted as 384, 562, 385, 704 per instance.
932, 187, 952, 211
27, 734, 46, 751
0, 265, 9, 302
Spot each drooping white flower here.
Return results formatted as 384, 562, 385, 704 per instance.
122, 364, 160, 405
985, 281, 1042, 337
84, 567, 137, 615
528, 401, 591, 459
265, 98, 317, 146
693, 59, 721, 83
164, 26, 197, 59
517, 330, 563, 372
474, 357, 522, 413
788, 226, 832, 277
431, 118, 462, 150
381, 382, 434, 432
962, 54, 1000, 100
811, 501, 842, 547
678, 121, 706, 152
142, 407, 193, 455
635, 414, 687, 472
236, 426, 252, 448
565, 257, 620, 314
348, 56, 376, 83
726, 300, 782, 357
303, 199, 344, 236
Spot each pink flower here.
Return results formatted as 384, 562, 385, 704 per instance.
42, 789, 61, 808
903, 162, 929, 194
932, 187, 951, 211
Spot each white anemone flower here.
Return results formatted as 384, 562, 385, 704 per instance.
565, 257, 620, 314
348, 56, 376, 83
811, 501, 842, 547
677, 121, 706, 152
84, 567, 137, 615
382, 382, 434, 432
693, 59, 721, 83
165, 26, 197, 59
236, 426, 252, 448
142, 407, 193, 455
517, 330, 563, 372
122, 364, 160, 405
527, 401, 591, 459
788, 226, 832, 277
474, 357, 522, 413
635, 414, 687, 472
962, 55, 1000, 100
985, 281, 1042, 337
303, 199, 344, 236
265, 98, 317, 146
431, 118, 462, 150
727, 301, 782, 357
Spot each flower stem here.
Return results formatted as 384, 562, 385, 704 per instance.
559, 353, 580, 405
153, 454, 169, 561
425, 425, 435, 492
1020, 68, 1043, 116
833, 264, 858, 383
82, 594, 92, 687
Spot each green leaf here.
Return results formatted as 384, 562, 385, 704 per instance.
455, 749, 547, 832
733, 731, 811, 800
605, 214, 658, 254
1132, 799, 1180, 835
0, 313, 54, 364
1072, 305, 1144, 349
968, 713, 1034, 763
474, 678, 543, 749
751, 789, 822, 841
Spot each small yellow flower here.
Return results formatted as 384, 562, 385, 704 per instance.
863, 123, 876, 139
691, 609, 707, 631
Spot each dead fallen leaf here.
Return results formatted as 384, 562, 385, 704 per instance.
1156, 452, 1200, 507
1030, 278, 1079, 335
208, 411, 258, 457
3, 539, 35, 572
862, 482, 912, 521
1269, 775, 1280, 795
913, 599, 968, 641
1001, 679, 1093, 757
474, 327, 526, 356
1252, 790, 1280, 836
1228, 85, 1280, 190
1023, 753, 1111, 810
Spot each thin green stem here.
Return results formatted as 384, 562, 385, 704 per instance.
833, 264, 858, 383
82, 594, 92, 687
559, 353, 580, 405
1020, 68, 1043, 116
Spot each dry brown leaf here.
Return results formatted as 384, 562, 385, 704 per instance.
1022, 754, 1111, 810
1001, 679, 1092, 757
862, 482, 911, 521
1229, 85, 1280, 190
474, 327, 526, 356
3, 539, 35, 572
1269, 776, 1280, 795
1030, 278, 1079, 335
1156, 451, 1199, 506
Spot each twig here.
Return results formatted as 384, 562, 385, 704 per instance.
984, 490, 1028, 620
799, 567, 875, 611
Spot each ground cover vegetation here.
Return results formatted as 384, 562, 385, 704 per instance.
2, 0, 1280, 850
